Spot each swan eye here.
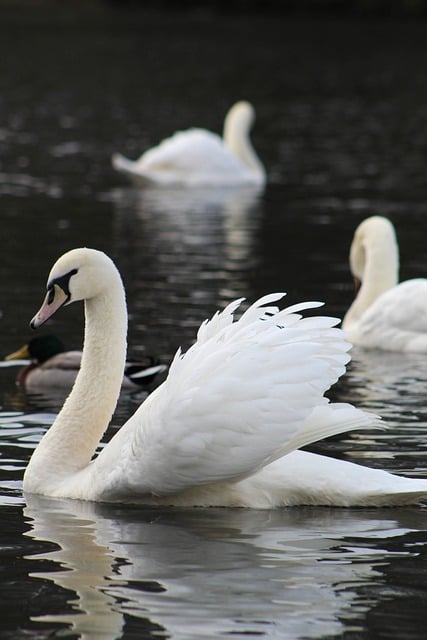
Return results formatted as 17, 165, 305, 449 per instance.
47, 268, 78, 301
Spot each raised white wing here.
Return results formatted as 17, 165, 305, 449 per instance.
94, 294, 375, 499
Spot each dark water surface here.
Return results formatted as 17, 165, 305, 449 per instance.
1, 3, 427, 638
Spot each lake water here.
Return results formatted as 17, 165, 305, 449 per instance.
1, 3, 427, 638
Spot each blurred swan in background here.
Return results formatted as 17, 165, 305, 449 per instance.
112, 101, 266, 187
6, 334, 166, 391
24, 247, 427, 507
343, 215, 427, 351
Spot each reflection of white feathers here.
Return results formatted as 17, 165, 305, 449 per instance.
343, 216, 427, 351
25, 495, 426, 640
24, 249, 427, 507
112, 101, 266, 187
111, 183, 264, 337
111, 183, 264, 329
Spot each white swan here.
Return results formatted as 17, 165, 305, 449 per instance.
342, 216, 427, 351
111, 101, 266, 187
24, 248, 427, 507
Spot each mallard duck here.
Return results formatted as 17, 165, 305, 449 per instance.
23, 248, 427, 506
6, 334, 166, 390
342, 216, 427, 351
112, 101, 266, 187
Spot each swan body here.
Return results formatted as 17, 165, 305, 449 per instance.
5, 334, 166, 390
342, 216, 427, 351
23, 248, 427, 507
112, 101, 266, 187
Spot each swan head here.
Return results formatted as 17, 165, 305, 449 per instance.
30, 248, 119, 329
223, 101, 255, 135
349, 216, 398, 283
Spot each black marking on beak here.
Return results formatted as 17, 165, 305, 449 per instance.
46, 268, 78, 303
47, 287, 56, 305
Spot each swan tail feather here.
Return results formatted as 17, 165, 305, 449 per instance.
248, 451, 427, 508
111, 153, 157, 185
278, 403, 382, 459
112, 152, 134, 172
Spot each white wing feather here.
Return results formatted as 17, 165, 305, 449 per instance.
93, 295, 376, 499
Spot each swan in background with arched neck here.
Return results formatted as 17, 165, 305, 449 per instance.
112, 101, 266, 187
342, 216, 427, 351
24, 247, 427, 507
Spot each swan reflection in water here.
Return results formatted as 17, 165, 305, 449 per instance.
345, 348, 427, 412
24, 495, 427, 640
109, 185, 264, 322
332, 347, 427, 471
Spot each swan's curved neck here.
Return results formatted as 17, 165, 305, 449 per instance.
23, 277, 127, 494
343, 233, 399, 329
223, 114, 265, 179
